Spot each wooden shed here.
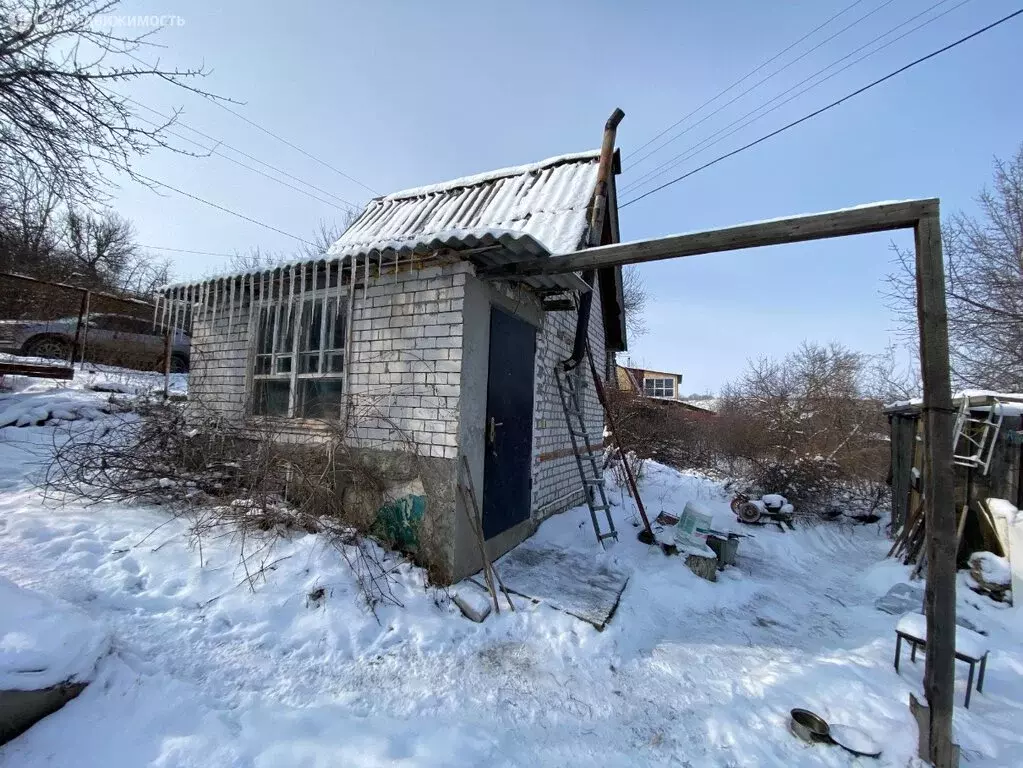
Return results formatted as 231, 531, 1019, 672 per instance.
886, 392, 1023, 559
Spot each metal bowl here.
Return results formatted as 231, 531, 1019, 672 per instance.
790, 709, 831, 743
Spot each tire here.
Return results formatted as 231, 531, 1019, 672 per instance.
736, 501, 763, 525
23, 335, 71, 361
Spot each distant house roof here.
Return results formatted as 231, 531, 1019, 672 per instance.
328, 151, 602, 294
617, 365, 682, 384
682, 398, 720, 414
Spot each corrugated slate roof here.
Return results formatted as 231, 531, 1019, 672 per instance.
162, 151, 599, 295
330, 151, 600, 259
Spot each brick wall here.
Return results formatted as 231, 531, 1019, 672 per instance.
345, 263, 468, 459
187, 304, 251, 422
187, 259, 608, 527
188, 261, 470, 460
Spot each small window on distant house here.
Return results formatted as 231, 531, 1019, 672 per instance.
252, 294, 347, 418
643, 377, 675, 398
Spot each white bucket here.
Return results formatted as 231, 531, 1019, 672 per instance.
674, 501, 714, 548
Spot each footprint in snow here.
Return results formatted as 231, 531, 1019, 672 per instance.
160, 578, 187, 597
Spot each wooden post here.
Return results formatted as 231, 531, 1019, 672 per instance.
162, 331, 172, 401
78, 291, 91, 366
914, 209, 959, 768
70, 289, 88, 366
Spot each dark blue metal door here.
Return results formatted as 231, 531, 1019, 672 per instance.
482, 307, 536, 539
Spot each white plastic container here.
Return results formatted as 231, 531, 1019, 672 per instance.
674, 501, 714, 548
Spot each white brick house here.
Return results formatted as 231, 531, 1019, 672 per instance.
160, 150, 627, 583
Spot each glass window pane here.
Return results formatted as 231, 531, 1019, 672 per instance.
257, 307, 273, 354
326, 352, 344, 373
300, 352, 320, 374
255, 355, 271, 375
300, 298, 322, 352
644, 377, 674, 397
278, 304, 295, 353
276, 355, 292, 374
253, 380, 290, 416
331, 299, 347, 349
322, 297, 346, 351
298, 379, 343, 419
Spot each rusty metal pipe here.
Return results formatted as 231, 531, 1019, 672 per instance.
564, 107, 624, 371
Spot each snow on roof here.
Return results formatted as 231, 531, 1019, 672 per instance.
330, 150, 601, 259
884, 390, 1023, 413
381, 150, 600, 201
162, 150, 602, 294
683, 398, 720, 413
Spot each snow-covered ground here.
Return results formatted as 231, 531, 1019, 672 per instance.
0, 386, 1021, 766
0, 574, 108, 691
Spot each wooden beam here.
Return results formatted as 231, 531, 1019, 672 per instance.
914, 209, 959, 768
481, 199, 939, 277
0, 362, 74, 380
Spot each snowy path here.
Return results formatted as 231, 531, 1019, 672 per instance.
1, 427, 1021, 765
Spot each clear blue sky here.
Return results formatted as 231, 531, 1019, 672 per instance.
108, 0, 1023, 393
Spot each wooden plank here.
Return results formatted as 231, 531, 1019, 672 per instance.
914, 210, 959, 768
891, 415, 915, 530
0, 362, 74, 380
482, 199, 939, 277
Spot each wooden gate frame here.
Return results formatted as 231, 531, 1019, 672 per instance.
485, 198, 958, 766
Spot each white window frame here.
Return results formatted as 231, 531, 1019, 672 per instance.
643, 376, 675, 399
251, 286, 348, 419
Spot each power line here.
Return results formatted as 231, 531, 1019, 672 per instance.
135, 173, 317, 246
620, 8, 1023, 209
629, 0, 868, 163
208, 100, 382, 196
622, 0, 969, 195
124, 51, 380, 197
134, 113, 353, 211
123, 97, 357, 207
629, 0, 902, 171
140, 244, 237, 258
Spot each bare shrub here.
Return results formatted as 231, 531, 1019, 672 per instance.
603, 386, 716, 471
43, 394, 422, 612
716, 342, 890, 518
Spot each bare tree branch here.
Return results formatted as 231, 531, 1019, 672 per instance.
886, 144, 1023, 390
0, 0, 227, 203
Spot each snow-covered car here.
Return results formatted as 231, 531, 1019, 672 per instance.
0, 314, 190, 372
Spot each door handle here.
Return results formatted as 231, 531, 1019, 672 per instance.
488, 417, 503, 445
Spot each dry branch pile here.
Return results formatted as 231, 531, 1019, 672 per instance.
44, 398, 414, 611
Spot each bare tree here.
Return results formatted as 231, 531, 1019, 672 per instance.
888, 144, 1023, 391
0, 160, 61, 275
0, 0, 218, 203
55, 206, 167, 293
621, 265, 648, 340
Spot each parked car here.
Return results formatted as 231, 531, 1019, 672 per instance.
0, 314, 190, 372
